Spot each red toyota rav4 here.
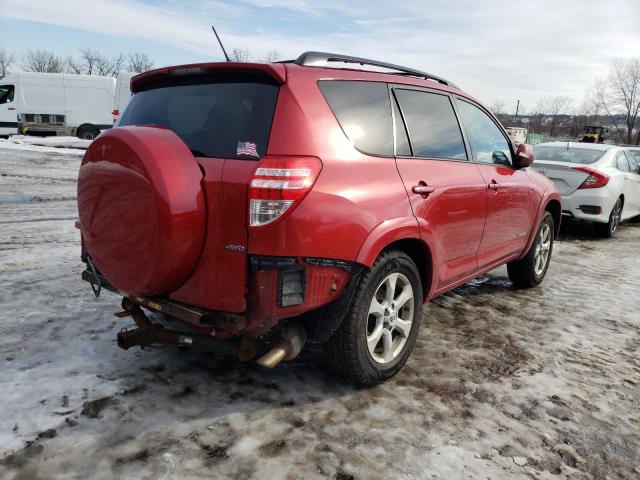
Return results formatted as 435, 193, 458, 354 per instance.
77, 52, 561, 385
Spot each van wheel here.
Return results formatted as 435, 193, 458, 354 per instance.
507, 211, 554, 288
326, 250, 422, 386
595, 198, 622, 238
77, 125, 100, 140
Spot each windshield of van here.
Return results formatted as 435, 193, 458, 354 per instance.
119, 82, 279, 159
533, 146, 606, 164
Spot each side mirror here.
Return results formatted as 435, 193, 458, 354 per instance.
515, 143, 535, 168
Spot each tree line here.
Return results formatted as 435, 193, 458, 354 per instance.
0, 47, 154, 77
0, 46, 281, 77
492, 58, 639, 145
1, 45, 636, 145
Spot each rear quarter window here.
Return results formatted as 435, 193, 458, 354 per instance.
318, 80, 393, 156
119, 81, 279, 159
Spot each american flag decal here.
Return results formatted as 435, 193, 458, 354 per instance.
237, 141, 259, 157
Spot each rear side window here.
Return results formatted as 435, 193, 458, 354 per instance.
628, 149, 640, 163
119, 82, 279, 159
394, 89, 467, 160
615, 151, 630, 172
318, 80, 393, 156
625, 152, 640, 173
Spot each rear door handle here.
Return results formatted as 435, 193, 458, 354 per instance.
412, 183, 435, 196
7, 107, 15, 111
488, 180, 500, 191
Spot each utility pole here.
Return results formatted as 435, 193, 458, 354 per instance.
515, 99, 520, 121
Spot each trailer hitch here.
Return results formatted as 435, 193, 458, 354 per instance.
116, 299, 259, 360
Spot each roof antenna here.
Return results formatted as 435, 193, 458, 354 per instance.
211, 26, 231, 62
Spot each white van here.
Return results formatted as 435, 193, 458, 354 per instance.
0, 72, 115, 139
112, 72, 134, 125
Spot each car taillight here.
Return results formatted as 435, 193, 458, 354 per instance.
112, 109, 119, 124
574, 166, 609, 189
248, 156, 322, 227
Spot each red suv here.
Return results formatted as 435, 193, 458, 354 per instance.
77, 52, 561, 385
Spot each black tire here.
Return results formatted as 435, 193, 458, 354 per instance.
595, 198, 622, 238
325, 250, 423, 386
507, 211, 554, 288
77, 125, 100, 140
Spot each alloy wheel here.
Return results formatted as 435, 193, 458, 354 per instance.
533, 223, 552, 277
366, 272, 414, 364
610, 201, 622, 234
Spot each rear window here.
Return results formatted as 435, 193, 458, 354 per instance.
119, 82, 279, 159
533, 146, 606, 164
318, 80, 393, 156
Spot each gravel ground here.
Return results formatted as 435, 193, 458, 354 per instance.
1, 144, 639, 479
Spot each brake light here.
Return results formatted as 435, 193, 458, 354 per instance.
574, 166, 609, 189
112, 109, 119, 124
249, 156, 322, 227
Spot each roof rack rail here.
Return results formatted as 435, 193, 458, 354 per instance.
294, 51, 456, 87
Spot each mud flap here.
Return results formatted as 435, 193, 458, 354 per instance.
305, 264, 366, 344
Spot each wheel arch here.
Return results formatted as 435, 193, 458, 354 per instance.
380, 238, 432, 300
355, 217, 433, 300
544, 198, 561, 238
519, 190, 562, 260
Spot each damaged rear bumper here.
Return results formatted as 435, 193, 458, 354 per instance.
81, 255, 362, 342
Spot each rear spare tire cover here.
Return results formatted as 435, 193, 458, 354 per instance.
78, 126, 205, 296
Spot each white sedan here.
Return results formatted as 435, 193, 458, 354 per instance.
531, 142, 640, 237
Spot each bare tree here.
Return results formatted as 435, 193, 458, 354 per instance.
0, 48, 16, 76
127, 52, 154, 73
22, 49, 63, 73
537, 96, 573, 137
66, 48, 124, 76
262, 50, 281, 63
98, 53, 125, 76
490, 99, 506, 116
593, 58, 640, 145
230, 48, 250, 62
73, 48, 101, 75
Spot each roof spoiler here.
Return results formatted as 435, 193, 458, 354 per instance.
130, 62, 287, 92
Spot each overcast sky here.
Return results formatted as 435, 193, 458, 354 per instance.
1, 0, 638, 112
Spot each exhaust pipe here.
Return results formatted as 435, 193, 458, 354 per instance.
257, 323, 306, 368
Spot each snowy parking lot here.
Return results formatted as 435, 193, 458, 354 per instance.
1, 142, 639, 479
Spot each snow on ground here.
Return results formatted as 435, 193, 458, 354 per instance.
0, 145, 639, 479
1, 135, 89, 155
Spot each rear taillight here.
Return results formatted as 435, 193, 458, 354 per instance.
112, 109, 119, 124
248, 156, 322, 227
574, 166, 609, 189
